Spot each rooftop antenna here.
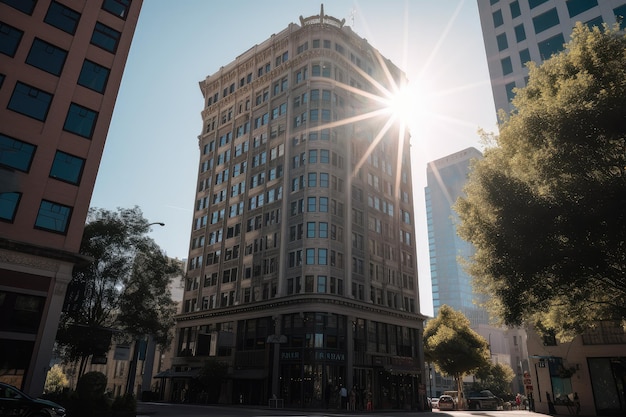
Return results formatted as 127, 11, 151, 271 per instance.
350, 7, 356, 30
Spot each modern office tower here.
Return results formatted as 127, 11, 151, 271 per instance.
0, 0, 142, 395
478, 0, 626, 114
173, 7, 426, 409
425, 147, 486, 327
478, 2, 626, 415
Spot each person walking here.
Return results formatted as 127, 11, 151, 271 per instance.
340, 384, 348, 410
349, 386, 357, 411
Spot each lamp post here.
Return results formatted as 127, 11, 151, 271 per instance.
429, 364, 433, 403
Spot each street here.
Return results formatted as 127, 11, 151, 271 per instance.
137, 402, 543, 417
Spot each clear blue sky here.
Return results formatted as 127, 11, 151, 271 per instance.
90, 0, 498, 317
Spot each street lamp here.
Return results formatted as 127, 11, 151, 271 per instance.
147, 222, 165, 227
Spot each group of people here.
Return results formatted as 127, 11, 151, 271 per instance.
326, 384, 373, 411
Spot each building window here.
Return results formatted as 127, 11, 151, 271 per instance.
529, 0, 549, 8
496, 33, 508, 51
566, 0, 597, 18
2, 0, 36, 14
501, 57, 513, 75
102, 0, 131, 19
492, 9, 503, 28
44, 1, 80, 35
26, 38, 68, 76
510, 1, 521, 18
0, 21, 23, 57
50, 150, 85, 185
8, 82, 53, 121
533, 8, 560, 34
35, 200, 72, 233
537, 33, 565, 60
615, 5, 626, 30
78, 60, 110, 93
306, 248, 315, 265
0, 192, 21, 222
91, 22, 121, 53
519, 48, 531, 67
514, 24, 526, 42
585, 16, 604, 30
0, 133, 35, 172
505, 82, 517, 102
63, 103, 98, 138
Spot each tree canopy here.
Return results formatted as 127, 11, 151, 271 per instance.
56, 206, 181, 374
473, 362, 516, 399
455, 24, 626, 341
424, 305, 491, 404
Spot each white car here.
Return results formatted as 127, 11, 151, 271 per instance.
430, 397, 440, 408
438, 394, 455, 410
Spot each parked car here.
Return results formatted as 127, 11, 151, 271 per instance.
430, 397, 440, 408
438, 394, 455, 410
466, 390, 500, 410
0, 382, 66, 416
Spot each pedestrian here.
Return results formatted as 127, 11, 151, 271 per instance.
349, 386, 356, 410
366, 388, 373, 411
340, 384, 348, 410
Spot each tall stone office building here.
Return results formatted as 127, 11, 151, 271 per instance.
0, 0, 142, 395
173, 7, 426, 410
477, 1, 626, 415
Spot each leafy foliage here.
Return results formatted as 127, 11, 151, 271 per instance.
473, 362, 516, 398
56, 207, 181, 372
44, 364, 69, 393
424, 305, 491, 404
455, 24, 626, 341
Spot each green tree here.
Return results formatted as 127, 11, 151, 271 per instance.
56, 207, 181, 376
424, 305, 491, 408
473, 362, 516, 399
44, 364, 69, 393
455, 23, 626, 342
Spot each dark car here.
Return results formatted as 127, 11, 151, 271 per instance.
0, 382, 66, 417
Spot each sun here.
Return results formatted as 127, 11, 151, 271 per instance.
383, 78, 431, 130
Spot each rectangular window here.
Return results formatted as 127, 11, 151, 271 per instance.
496, 33, 508, 51
91, 22, 121, 53
306, 248, 315, 265
505, 82, 517, 103
501, 57, 513, 75
510, 1, 521, 18
307, 197, 316, 212
0, 133, 35, 172
102, 0, 131, 19
566, 0, 597, 17
63, 103, 98, 139
615, 5, 626, 30
50, 150, 85, 185
44, 1, 80, 35
0, 192, 21, 222
35, 200, 71, 233
514, 24, 526, 42
2, 0, 37, 14
8, 82, 53, 121
533, 8, 560, 34
529, 0, 549, 8
0, 21, 23, 57
519, 48, 531, 66
26, 38, 68, 76
319, 197, 328, 212
319, 222, 328, 238
317, 275, 327, 293
307, 222, 315, 238
492, 9, 503, 27
538, 33, 565, 60
78, 60, 110, 93
318, 248, 327, 265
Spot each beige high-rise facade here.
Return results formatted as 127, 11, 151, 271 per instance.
170, 6, 427, 410
0, 0, 142, 396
